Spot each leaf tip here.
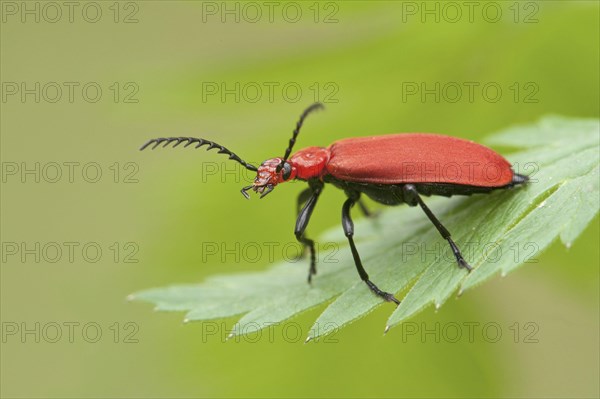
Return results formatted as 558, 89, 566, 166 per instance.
304, 336, 313, 344
384, 325, 390, 335
126, 294, 135, 301
183, 318, 190, 324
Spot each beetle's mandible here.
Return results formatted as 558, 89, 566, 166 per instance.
141, 103, 528, 304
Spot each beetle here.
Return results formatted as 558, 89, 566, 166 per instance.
141, 103, 528, 304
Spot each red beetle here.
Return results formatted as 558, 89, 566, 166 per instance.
141, 103, 528, 304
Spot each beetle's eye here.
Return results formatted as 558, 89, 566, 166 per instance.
282, 162, 292, 180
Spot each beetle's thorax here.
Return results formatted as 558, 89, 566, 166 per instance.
289, 147, 330, 180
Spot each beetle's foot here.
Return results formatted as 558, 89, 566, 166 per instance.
307, 265, 317, 285
293, 245, 309, 261
458, 258, 473, 272
382, 292, 400, 305
366, 280, 400, 305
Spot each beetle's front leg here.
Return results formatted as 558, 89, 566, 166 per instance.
296, 187, 313, 216
342, 191, 400, 305
294, 181, 324, 283
294, 187, 313, 260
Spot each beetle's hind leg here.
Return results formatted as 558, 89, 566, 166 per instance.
403, 184, 473, 272
295, 182, 324, 283
342, 191, 400, 305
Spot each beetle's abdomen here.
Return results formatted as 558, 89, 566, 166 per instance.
326, 134, 514, 187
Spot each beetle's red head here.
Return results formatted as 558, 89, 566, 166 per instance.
240, 103, 325, 199
241, 158, 297, 199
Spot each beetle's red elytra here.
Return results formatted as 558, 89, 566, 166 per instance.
259, 134, 514, 187
141, 103, 528, 305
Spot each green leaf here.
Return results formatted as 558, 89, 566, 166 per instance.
129, 116, 600, 340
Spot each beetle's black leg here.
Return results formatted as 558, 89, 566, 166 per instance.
403, 184, 473, 272
295, 187, 314, 260
342, 192, 400, 305
297, 187, 313, 220
358, 199, 379, 218
295, 181, 324, 283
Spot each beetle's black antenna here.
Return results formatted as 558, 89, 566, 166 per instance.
276, 103, 324, 172
140, 137, 258, 172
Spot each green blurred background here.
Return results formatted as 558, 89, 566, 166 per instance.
1, 1, 599, 398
